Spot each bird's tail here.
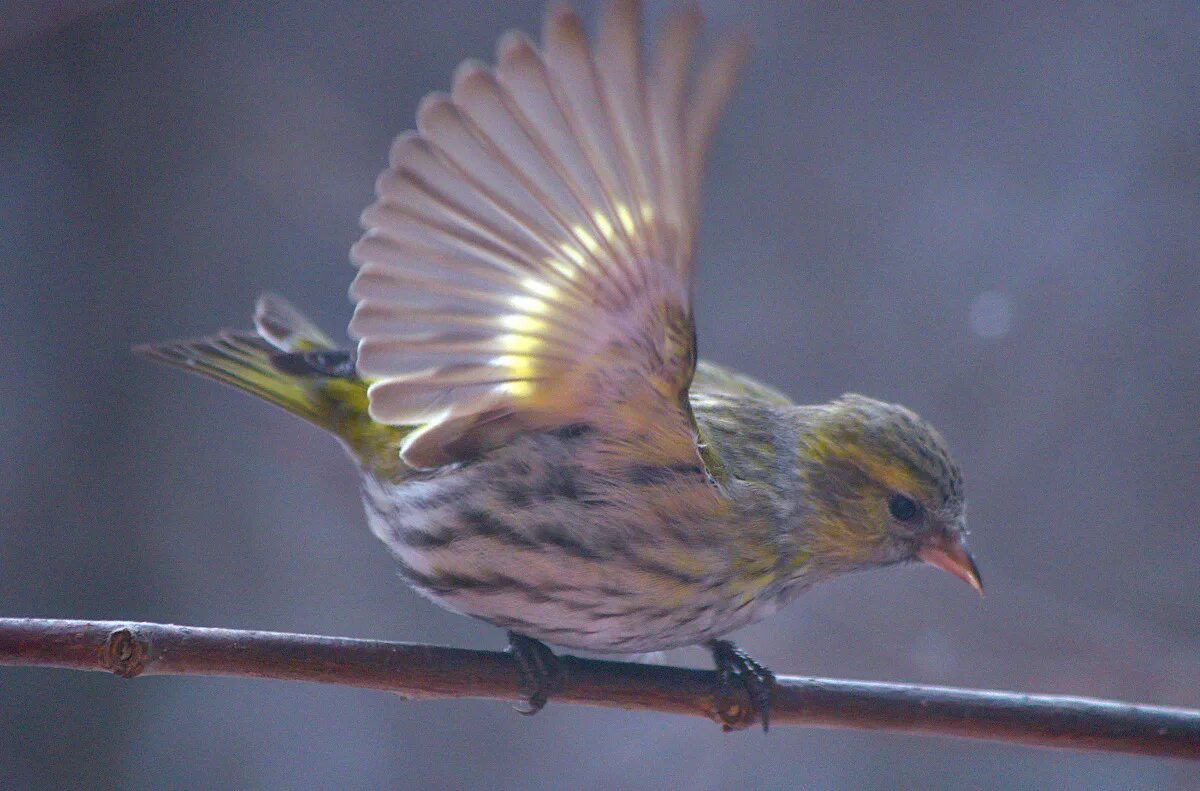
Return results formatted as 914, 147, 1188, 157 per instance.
136, 293, 409, 474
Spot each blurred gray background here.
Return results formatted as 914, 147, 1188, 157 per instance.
2, 1, 1198, 788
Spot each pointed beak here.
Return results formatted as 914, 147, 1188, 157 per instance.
917, 533, 983, 595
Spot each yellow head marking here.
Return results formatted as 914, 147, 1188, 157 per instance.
803, 406, 938, 502
794, 394, 966, 570
837, 440, 923, 496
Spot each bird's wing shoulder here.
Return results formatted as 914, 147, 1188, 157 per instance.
692, 360, 793, 407
349, 2, 746, 469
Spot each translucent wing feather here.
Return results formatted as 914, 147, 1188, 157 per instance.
351, 0, 746, 468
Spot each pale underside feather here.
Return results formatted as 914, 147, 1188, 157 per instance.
350, 0, 746, 468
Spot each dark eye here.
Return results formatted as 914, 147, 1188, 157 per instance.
888, 494, 920, 522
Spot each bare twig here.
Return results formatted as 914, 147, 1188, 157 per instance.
0, 618, 1196, 759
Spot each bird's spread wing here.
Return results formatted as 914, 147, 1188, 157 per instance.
349, 1, 746, 469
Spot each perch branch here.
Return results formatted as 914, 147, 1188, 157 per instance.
0, 618, 1196, 759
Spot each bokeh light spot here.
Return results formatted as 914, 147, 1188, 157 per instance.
969, 291, 1013, 339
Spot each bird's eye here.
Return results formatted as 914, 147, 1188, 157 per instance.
888, 494, 920, 522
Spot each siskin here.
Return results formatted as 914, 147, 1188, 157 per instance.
139, 0, 981, 731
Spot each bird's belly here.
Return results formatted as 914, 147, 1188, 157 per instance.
359, 440, 783, 652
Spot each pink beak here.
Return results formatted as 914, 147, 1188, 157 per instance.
918, 533, 984, 595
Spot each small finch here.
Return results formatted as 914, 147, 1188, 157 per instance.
139, 0, 981, 730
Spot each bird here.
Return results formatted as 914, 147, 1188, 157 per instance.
137, 0, 982, 731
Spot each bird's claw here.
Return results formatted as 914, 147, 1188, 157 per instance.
507, 632, 563, 716
708, 639, 775, 732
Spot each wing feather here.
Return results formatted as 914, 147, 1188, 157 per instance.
351, 1, 745, 467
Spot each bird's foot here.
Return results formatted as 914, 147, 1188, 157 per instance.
506, 632, 563, 716
707, 639, 776, 732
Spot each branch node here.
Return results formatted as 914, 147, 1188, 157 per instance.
101, 627, 147, 678
710, 689, 759, 732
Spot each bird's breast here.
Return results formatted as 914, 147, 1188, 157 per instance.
358, 429, 790, 652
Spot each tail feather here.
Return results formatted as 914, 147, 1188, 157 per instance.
135, 330, 334, 427
253, 292, 335, 352
136, 295, 409, 475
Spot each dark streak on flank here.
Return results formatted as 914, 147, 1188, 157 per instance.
630, 557, 707, 587
489, 616, 600, 639
549, 423, 594, 441
460, 509, 538, 549
498, 480, 532, 508
506, 458, 532, 476
391, 560, 606, 639
392, 560, 501, 596
625, 463, 705, 486
396, 528, 456, 550
531, 523, 602, 560
660, 514, 720, 549
539, 465, 580, 500
394, 557, 560, 598
407, 488, 462, 511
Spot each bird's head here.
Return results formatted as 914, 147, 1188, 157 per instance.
793, 394, 981, 592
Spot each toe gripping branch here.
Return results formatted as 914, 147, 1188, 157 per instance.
708, 639, 776, 732
507, 632, 564, 716
505, 632, 775, 732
